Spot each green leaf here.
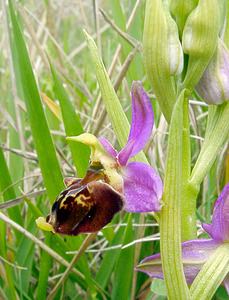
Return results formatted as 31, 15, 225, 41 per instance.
95, 222, 126, 288
51, 65, 90, 177
111, 215, 135, 300
7, 2, 65, 298
0, 146, 23, 226
84, 30, 148, 164
8, 0, 64, 202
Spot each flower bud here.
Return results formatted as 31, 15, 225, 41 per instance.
196, 40, 229, 105
166, 10, 184, 76
143, 0, 183, 122
170, 0, 198, 35
182, 0, 220, 91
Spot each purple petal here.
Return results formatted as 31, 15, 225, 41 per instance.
136, 239, 219, 284
122, 162, 162, 212
202, 183, 229, 242
118, 81, 154, 166
99, 137, 117, 158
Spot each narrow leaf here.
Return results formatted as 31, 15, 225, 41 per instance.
84, 30, 148, 163
51, 65, 90, 177
8, 0, 64, 202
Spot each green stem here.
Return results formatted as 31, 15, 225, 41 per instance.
190, 243, 229, 300
181, 99, 197, 240
181, 184, 198, 240
160, 90, 190, 299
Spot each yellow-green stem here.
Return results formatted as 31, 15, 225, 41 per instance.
160, 91, 190, 299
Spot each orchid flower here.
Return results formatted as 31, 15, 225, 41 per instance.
36, 81, 163, 235
137, 183, 229, 294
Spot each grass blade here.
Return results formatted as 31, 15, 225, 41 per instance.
51, 65, 90, 177
7, 2, 65, 298
8, 0, 64, 201
111, 215, 135, 300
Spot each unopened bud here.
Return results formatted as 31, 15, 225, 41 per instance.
166, 10, 184, 76
182, 0, 220, 91
170, 0, 198, 35
143, 0, 183, 122
196, 40, 229, 105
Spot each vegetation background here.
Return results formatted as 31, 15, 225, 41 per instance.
0, 0, 228, 299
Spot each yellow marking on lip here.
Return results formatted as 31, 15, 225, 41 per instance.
36, 217, 54, 232
74, 194, 91, 207
59, 194, 92, 209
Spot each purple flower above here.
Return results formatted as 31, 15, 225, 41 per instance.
136, 183, 229, 295
36, 81, 163, 235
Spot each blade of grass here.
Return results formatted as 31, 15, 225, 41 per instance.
8, 0, 64, 201
0, 148, 22, 299
7, 2, 65, 298
111, 215, 135, 300
0, 146, 23, 227
51, 65, 90, 177
0, 204, 17, 300
84, 30, 147, 164
95, 219, 127, 288
108, 0, 143, 82
47, 233, 97, 300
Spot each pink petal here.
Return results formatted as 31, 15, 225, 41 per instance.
123, 162, 162, 212
99, 137, 118, 158
136, 239, 219, 284
118, 81, 154, 165
202, 183, 229, 242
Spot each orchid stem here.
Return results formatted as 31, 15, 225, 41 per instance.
160, 90, 190, 299
181, 98, 197, 241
